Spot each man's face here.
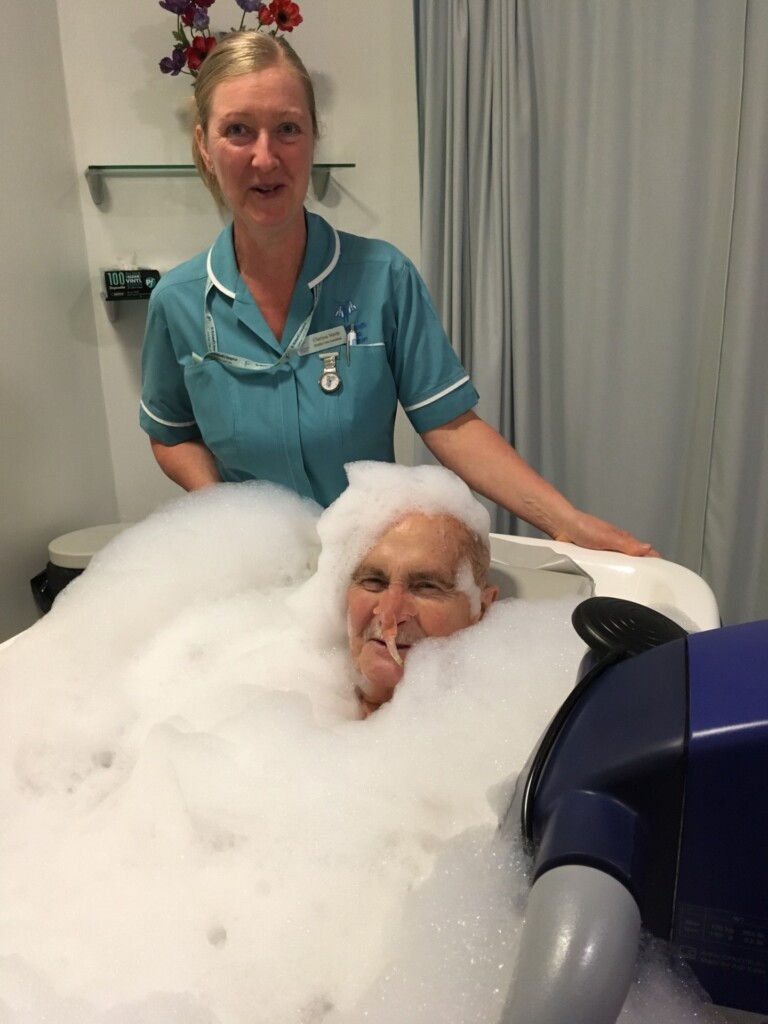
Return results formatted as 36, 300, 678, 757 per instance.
346, 513, 497, 714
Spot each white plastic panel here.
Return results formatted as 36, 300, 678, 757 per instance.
490, 534, 720, 633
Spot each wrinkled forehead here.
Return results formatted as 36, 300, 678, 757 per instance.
352, 512, 474, 575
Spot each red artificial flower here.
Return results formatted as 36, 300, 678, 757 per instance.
185, 34, 217, 71
268, 0, 303, 32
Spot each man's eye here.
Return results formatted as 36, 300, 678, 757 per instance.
413, 581, 443, 593
359, 577, 386, 592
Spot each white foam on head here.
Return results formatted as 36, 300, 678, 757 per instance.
0, 481, 729, 1024
455, 557, 482, 617
292, 461, 492, 640
319, 461, 491, 578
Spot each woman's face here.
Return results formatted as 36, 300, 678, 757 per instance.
197, 64, 315, 242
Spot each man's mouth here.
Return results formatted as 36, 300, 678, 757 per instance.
368, 634, 418, 669
382, 636, 406, 667
372, 638, 411, 652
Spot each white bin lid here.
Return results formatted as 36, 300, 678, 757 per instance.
48, 524, 134, 569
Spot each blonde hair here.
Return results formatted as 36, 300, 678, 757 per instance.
192, 32, 318, 208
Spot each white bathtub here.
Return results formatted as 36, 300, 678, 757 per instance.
2, 534, 720, 654
489, 534, 720, 632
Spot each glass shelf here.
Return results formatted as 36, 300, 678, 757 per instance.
85, 162, 355, 204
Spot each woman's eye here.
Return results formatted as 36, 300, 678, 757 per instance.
278, 122, 301, 137
224, 123, 249, 138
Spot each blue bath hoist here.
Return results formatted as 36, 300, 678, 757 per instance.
501, 599, 768, 1023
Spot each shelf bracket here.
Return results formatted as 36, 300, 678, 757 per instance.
311, 166, 332, 201
85, 168, 104, 205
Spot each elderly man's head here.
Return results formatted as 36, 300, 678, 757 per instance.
346, 511, 498, 715
307, 462, 500, 714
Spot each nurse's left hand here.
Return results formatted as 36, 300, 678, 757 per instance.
554, 510, 661, 558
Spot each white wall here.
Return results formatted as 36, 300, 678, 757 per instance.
0, 0, 118, 641
56, 0, 422, 524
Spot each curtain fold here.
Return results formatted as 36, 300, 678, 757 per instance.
414, 0, 767, 624
414, 0, 528, 534
701, 0, 768, 623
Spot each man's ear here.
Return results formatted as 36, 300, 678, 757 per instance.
478, 584, 499, 619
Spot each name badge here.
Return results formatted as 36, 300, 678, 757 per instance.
299, 325, 347, 357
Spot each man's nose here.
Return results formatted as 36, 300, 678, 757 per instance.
373, 585, 416, 632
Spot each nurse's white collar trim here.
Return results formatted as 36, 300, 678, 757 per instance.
206, 246, 236, 299
308, 226, 340, 290
205, 225, 340, 297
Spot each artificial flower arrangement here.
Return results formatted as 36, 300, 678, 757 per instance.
158, 0, 304, 78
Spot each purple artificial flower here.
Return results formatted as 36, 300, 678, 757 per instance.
159, 0, 191, 13
192, 7, 210, 28
159, 47, 187, 75
235, 0, 264, 11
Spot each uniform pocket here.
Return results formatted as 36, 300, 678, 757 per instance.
336, 343, 397, 463
183, 360, 239, 468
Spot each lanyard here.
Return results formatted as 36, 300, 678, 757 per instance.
194, 276, 330, 372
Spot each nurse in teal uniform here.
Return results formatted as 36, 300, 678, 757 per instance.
141, 32, 655, 555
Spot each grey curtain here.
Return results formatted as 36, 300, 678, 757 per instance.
413, 0, 768, 626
